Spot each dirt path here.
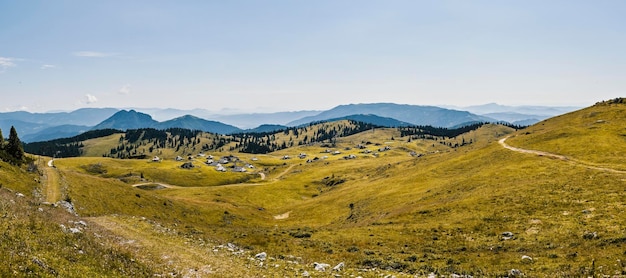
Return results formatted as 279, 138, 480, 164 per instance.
273, 164, 295, 180
499, 136, 626, 174
43, 160, 63, 203
131, 182, 181, 189
130, 164, 296, 189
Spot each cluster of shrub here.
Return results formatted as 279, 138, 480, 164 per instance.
0, 126, 26, 165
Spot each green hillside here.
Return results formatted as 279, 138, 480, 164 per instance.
2, 100, 626, 277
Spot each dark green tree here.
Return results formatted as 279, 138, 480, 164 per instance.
0, 128, 4, 150
7, 126, 24, 164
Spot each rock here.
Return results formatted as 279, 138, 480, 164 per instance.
302, 270, 310, 277
314, 262, 330, 272
583, 231, 598, 240
227, 242, 239, 251
451, 274, 473, 278
501, 231, 514, 240
69, 227, 82, 234
16, 193, 25, 198
332, 262, 344, 271
57, 201, 77, 216
521, 255, 533, 263
254, 252, 267, 261
509, 269, 523, 277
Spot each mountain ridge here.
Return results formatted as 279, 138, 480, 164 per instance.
287, 103, 494, 127
2, 103, 576, 142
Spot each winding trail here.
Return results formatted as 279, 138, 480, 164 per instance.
499, 136, 626, 174
131, 164, 296, 189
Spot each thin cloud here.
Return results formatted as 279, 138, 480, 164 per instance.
3, 105, 28, 112
84, 94, 98, 104
73, 51, 118, 58
40, 64, 56, 70
118, 84, 131, 95
0, 56, 16, 72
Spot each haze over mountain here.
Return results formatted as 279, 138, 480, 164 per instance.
1, 103, 578, 143
287, 103, 494, 127
132, 108, 320, 129
91, 110, 159, 131
157, 115, 241, 134
21, 124, 91, 143
92, 110, 241, 135
457, 103, 580, 115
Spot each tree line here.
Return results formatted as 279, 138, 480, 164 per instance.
398, 122, 525, 139
230, 120, 379, 154
23, 129, 121, 158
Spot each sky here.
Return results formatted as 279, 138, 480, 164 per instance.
1, 0, 625, 113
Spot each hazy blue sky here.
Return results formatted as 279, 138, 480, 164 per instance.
1, 1, 624, 112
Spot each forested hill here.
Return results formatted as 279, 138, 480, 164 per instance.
23, 129, 122, 157
22, 119, 519, 159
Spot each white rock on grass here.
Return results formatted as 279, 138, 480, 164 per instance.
521, 255, 533, 263
254, 252, 267, 261
501, 231, 514, 240
332, 262, 345, 271
313, 262, 330, 271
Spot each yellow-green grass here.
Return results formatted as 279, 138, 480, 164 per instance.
220, 138, 626, 276
80, 133, 125, 157
507, 101, 626, 169
0, 159, 39, 197
0, 187, 162, 277
6, 105, 626, 277
53, 156, 254, 187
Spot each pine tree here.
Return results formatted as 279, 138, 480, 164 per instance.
7, 126, 24, 164
0, 128, 4, 150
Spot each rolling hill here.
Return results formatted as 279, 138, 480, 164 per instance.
3, 98, 626, 277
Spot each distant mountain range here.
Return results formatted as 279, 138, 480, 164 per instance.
0, 103, 581, 143
93, 111, 241, 135
444, 103, 580, 124
287, 103, 494, 127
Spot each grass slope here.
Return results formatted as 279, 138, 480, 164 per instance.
2, 101, 625, 277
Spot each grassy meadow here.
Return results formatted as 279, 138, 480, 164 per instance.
1, 100, 626, 277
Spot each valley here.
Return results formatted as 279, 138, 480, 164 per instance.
1, 99, 625, 277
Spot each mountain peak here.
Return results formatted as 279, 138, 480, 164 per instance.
92, 110, 158, 130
